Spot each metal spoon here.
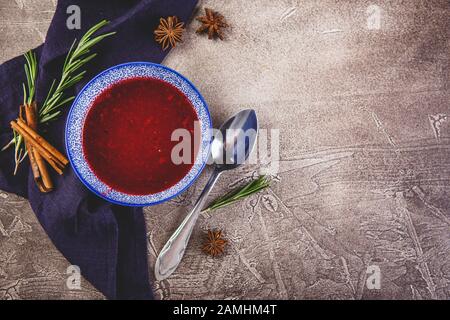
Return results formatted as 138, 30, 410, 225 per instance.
154, 109, 258, 280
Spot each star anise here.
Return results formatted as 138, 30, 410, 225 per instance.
202, 229, 228, 257
196, 8, 229, 40
154, 16, 184, 50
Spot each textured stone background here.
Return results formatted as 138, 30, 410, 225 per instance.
0, 0, 449, 299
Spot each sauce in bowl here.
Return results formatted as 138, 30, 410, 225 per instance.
82, 77, 198, 195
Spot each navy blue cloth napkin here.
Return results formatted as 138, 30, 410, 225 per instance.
0, 0, 198, 299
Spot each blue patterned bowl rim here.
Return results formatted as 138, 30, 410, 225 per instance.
65, 62, 212, 207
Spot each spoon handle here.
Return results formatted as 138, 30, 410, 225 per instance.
154, 168, 221, 280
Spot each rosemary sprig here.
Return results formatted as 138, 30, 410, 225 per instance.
3, 19, 115, 174
203, 175, 271, 212
39, 19, 116, 123
10, 50, 38, 173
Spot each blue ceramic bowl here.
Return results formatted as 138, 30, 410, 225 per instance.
65, 62, 212, 206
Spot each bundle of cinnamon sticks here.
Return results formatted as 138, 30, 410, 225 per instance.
10, 102, 68, 192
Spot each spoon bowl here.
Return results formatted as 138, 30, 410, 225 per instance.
211, 109, 258, 170
211, 109, 258, 171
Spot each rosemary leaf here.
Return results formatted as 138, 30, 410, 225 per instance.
22, 83, 27, 106
40, 110, 61, 123
62, 40, 77, 71
1, 139, 14, 152
42, 79, 56, 107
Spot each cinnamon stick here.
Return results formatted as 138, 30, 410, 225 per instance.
10, 120, 67, 175
21, 104, 41, 182
11, 120, 64, 175
24, 102, 38, 128
16, 118, 68, 166
24, 103, 53, 192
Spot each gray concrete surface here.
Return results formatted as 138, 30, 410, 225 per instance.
1, 0, 449, 299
